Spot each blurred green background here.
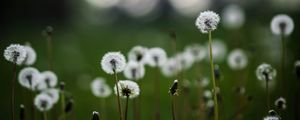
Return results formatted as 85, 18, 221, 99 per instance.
1, 0, 300, 119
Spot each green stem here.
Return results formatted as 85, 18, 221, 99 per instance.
266, 80, 270, 111
60, 90, 66, 120
125, 96, 129, 120
208, 31, 219, 120
171, 96, 176, 120
155, 68, 160, 120
43, 112, 48, 120
280, 34, 285, 93
101, 99, 106, 120
11, 63, 16, 120
114, 71, 123, 120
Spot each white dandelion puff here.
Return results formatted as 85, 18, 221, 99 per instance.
34, 93, 54, 111
205, 39, 227, 63
195, 10, 220, 33
101, 52, 127, 74
114, 80, 140, 99
275, 97, 287, 110
91, 77, 112, 98
123, 61, 145, 80
160, 58, 181, 77
145, 47, 167, 67
175, 52, 194, 70
256, 63, 277, 81
222, 4, 245, 29
43, 88, 60, 104
18, 67, 40, 90
23, 45, 37, 66
227, 49, 248, 70
271, 14, 294, 36
184, 44, 207, 62
36, 71, 58, 91
128, 46, 148, 64
263, 116, 280, 120
4, 44, 27, 65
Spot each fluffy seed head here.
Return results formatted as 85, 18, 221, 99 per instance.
271, 14, 294, 36
185, 44, 206, 62
275, 97, 287, 110
123, 61, 145, 80
227, 49, 248, 70
256, 63, 277, 81
35, 71, 58, 91
34, 93, 54, 111
4, 44, 27, 65
145, 47, 167, 67
43, 88, 60, 104
128, 46, 148, 64
23, 45, 37, 65
91, 77, 112, 98
18, 67, 40, 91
160, 58, 181, 77
114, 80, 140, 99
263, 116, 280, 120
101, 52, 127, 74
222, 4, 245, 29
175, 52, 195, 71
195, 10, 220, 33
205, 39, 227, 63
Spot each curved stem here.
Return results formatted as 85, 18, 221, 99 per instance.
125, 96, 129, 120
114, 71, 123, 120
208, 31, 219, 120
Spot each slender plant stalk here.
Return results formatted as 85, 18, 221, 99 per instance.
11, 63, 17, 120
125, 96, 129, 120
46, 34, 53, 70
280, 33, 285, 93
29, 89, 35, 120
114, 71, 123, 120
43, 112, 48, 120
155, 68, 160, 120
101, 99, 106, 120
266, 80, 270, 111
60, 90, 66, 120
171, 96, 176, 120
208, 31, 219, 120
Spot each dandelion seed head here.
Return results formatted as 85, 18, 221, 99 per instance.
145, 47, 167, 67
101, 52, 126, 74
114, 80, 140, 99
123, 61, 145, 80
185, 44, 206, 62
128, 46, 148, 64
34, 93, 54, 111
18, 67, 40, 91
227, 49, 248, 70
175, 52, 195, 70
23, 45, 37, 65
41, 71, 58, 87
91, 77, 112, 98
256, 63, 277, 81
275, 97, 287, 110
271, 14, 294, 36
263, 116, 280, 120
205, 39, 227, 63
160, 58, 181, 77
222, 4, 245, 29
43, 88, 60, 104
195, 10, 220, 33
4, 44, 27, 65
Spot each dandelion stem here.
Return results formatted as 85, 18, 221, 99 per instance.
133, 96, 140, 120
171, 96, 176, 120
114, 71, 123, 120
60, 90, 66, 120
11, 63, 17, 120
280, 33, 285, 93
46, 34, 53, 70
29, 89, 35, 120
154, 67, 160, 120
208, 31, 219, 120
101, 99, 106, 120
125, 96, 129, 120
266, 80, 270, 111
43, 112, 48, 120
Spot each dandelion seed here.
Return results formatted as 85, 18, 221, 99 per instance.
43, 88, 60, 104
114, 80, 140, 99
222, 4, 245, 29
160, 58, 181, 77
101, 52, 126, 74
275, 97, 286, 110
184, 44, 206, 62
271, 14, 294, 36
227, 49, 248, 70
128, 46, 148, 64
18, 67, 40, 90
169, 80, 179, 95
23, 45, 37, 66
92, 111, 100, 120
256, 63, 277, 81
195, 10, 220, 33
4, 44, 27, 65
123, 61, 145, 80
145, 47, 167, 67
91, 77, 112, 98
175, 52, 194, 70
34, 93, 54, 111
